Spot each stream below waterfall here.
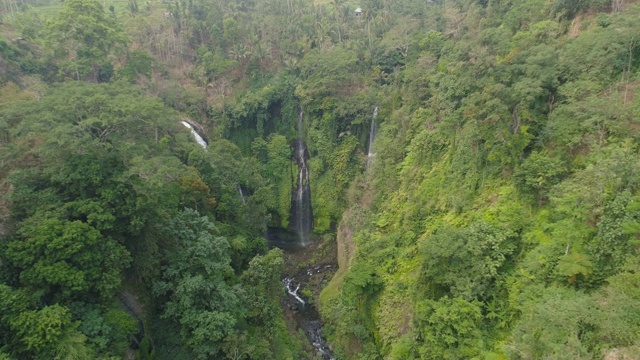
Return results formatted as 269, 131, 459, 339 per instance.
283, 274, 334, 360
270, 231, 337, 360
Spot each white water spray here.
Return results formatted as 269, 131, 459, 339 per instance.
181, 121, 207, 148
284, 278, 305, 305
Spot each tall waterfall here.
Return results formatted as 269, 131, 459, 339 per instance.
366, 107, 378, 168
289, 110, 313, 245
181, 121, 208, 148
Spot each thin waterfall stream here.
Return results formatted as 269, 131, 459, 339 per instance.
367, 107, 378, 168
237, 184, 246, 205
181, 121, 250, 209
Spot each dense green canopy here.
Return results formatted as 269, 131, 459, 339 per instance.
1, 0, 640, 358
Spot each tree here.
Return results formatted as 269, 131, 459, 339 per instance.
240, 248, 284, 322
414, 297, 484, 359
343, 262, 384, 299
46, 0, 128, 82
153, 209, 243, 359
119, 50, 153, 83
557, 252, 593, 284
514, 151, 566, 206
506, 287, 597, 359
0, 284, 32, 347
6, 218, 130, 302
227, 248, 300, 359
8, 304, 92, 360
295, 47, 358, 100
421, 221, 516, 300
594, 259, 640, 354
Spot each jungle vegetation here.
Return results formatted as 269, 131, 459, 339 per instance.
1, 0, 640, 358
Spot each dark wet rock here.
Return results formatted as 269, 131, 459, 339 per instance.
274, 230, 338, 360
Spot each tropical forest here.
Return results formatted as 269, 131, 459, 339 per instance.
1, 0, 640, 358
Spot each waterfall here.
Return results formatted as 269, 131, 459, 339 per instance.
289, 110, 313, 246
284, 277, 305, 305
366, 107, 378, 168
237, 184, 246, 205
181, 121, 208, 148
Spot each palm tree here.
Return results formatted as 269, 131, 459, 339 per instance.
229, 43, 251, 62
331, 0, 347, 42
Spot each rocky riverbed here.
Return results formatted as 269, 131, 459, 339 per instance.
279, 235, 338, 359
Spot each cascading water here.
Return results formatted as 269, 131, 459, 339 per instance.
366, 107, 378, 168
181, 121, 208, 148
237, 184, 246, 205
283, 271, 335, 360
289, 110, 313, 246
284, 277, 305, 305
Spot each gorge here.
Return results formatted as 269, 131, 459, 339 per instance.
2, 0, 640, 359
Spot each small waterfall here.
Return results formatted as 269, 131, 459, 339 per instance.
181, 121, 208, 148
284, 277, 305, 305
289, 110, 313, 245
237, 184, 246, 205
366, 107, 378, 168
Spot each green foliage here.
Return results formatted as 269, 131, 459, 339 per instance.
0, 81, 224, 358
6, 218, 129, 302
552, 0, 610, 19
0, 284, 32, 346
343, 263, 384, 298
0, 37, 44, 83
514, 151, 567, 205
103, 307, 138, 354
587, 190, 640, 281
73, 304, 137, 356
197, 49, 235, 84
76, 307, 112, 352
556, 252, 593, 283
4, 0, 640, 358
153, 209, 242, 359
264, 134, 292, 227
46, 0, 128, 82
414, 297, 484, 359
137, 336, 156, 360
232, 248, 301, 359
8, 304, 84, 359
295, 47, 359, 100
506, 287, 597, 359
317, 4, 640, 356
421, 221, 516, 300
240, 248, 284, 321
119, 50, 153, 83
